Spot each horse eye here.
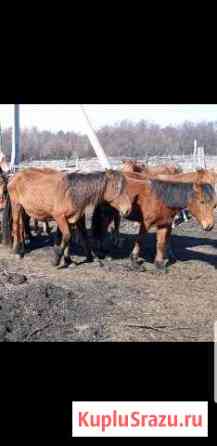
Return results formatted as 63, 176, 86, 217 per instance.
200, 200, 205, 204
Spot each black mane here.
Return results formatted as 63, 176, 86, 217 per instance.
151, 180, 215, 209
66, 170, 125, 208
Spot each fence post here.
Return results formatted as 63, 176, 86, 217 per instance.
11, 104, 20, 170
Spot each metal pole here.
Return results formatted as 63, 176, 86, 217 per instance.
80, 105, 111, 169
11, 104, 20, 170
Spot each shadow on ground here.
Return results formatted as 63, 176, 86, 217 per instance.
25, 227, 217, 269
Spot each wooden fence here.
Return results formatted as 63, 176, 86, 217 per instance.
19, 154, 217, 174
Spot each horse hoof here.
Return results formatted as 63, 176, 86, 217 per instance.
130, 256, 142, 270
64, 256, 72, 267
13, 253, 24, 260
86, 255, 94, 263
13, 250, 25, 260
13, 244, 25, 258
154, 261, 168, 273
168, 256, 177, 265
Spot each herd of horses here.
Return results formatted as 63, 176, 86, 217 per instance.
0, 158, 217, 272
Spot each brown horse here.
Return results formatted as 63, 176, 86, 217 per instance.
93, 166, 217, 253
0, 170, 8, 210
122, 160, 180, 175
152, 168, 217, 186
2, 168, 132, 266
92, 173, 217, 271
92, 162, 181, 251
0, 170, 52, 244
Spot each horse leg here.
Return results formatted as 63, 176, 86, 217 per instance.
165, 224, 176, 263
76, 215, 94, 263
55, 225, 62, 246
154, 226, 170, 272
23, 212, 32, 246
53, 225, 72, 266
111, 210, 121, 248
12, 204, 25, 257
91, 205, 108, 258
130, 222, 146, 270
52, 216, 71, 266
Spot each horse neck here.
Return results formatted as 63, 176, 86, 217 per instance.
67, 173, 107, 209
126, 177, 148, 199
150, 180, 196, 210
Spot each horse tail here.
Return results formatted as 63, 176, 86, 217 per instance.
2, 192, 13, 246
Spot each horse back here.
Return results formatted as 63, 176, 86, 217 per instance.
7, 169, 73, 218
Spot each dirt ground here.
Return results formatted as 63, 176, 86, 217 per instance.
1, 212, 217, 342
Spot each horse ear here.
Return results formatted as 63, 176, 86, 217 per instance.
105, 169, 114, 177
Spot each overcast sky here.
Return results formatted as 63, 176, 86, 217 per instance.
0, 104, 217, 133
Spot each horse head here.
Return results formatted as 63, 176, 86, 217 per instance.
104, 170, 131, 217
188, 182, 217, 231
0, 169, 9, 209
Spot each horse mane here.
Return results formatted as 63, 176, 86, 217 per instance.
66, 170, 125, 208
150, 180, 215, 209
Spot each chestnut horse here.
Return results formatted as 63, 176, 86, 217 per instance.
122, 160, 180, 175
2, 168, 131, 266
92, 173, 217, 271
151, 168, 217, 190
92, 161, 182, 251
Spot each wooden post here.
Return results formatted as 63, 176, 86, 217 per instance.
80, 105, 111, 169
11, 104, 20, 170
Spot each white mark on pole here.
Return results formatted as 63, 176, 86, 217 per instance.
79, 105, 111, 169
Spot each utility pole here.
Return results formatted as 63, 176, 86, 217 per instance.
80, 105, 111, 169
11, 104, 20, 170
